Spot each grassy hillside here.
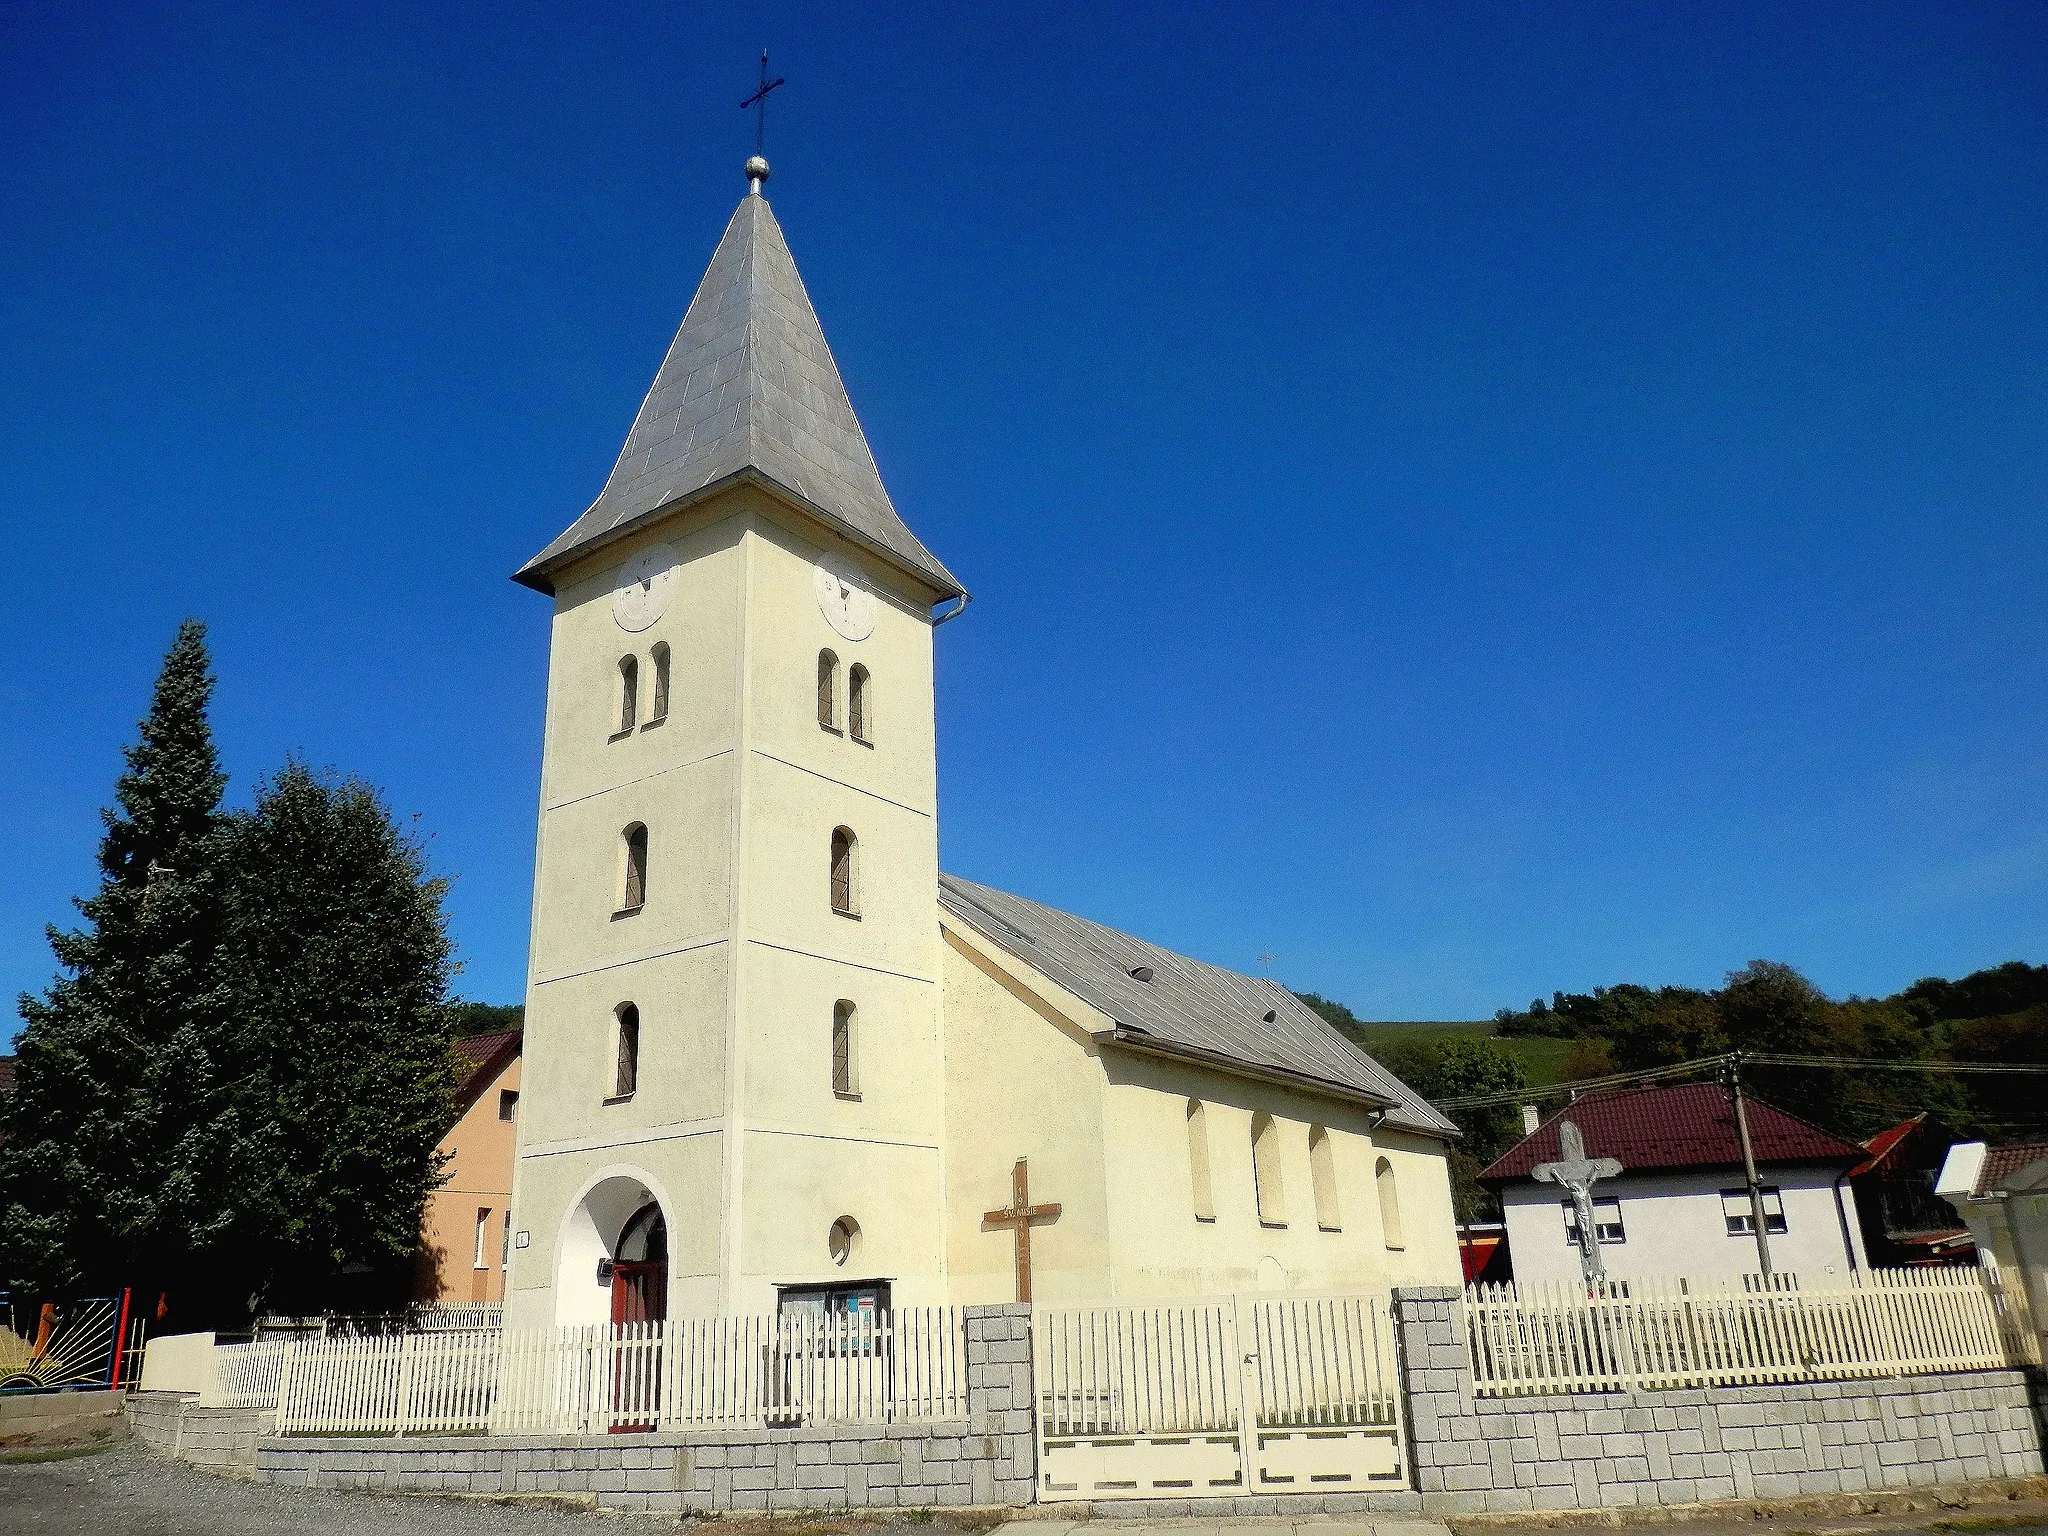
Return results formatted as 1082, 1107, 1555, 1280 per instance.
1340, 1021, 1581, 1089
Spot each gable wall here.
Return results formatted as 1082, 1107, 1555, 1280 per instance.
940, 928, 1115, 1303
1500, 1166, 1868, 1286
939, 921, 1462, 1303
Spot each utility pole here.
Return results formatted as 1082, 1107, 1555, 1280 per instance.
1726, 1053, 1774, 1276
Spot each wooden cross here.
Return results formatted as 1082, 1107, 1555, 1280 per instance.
982, 1158, 1061, 1303
1532, 1119, 1623, 1282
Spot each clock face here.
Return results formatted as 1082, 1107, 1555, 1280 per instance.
612, 543, 679, 633
813, 557, 877, 642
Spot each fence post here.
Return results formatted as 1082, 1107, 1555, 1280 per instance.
1390, 1285, 1471, 1498
273, 1341, 296, 1435
963, 1302, 1037, 1506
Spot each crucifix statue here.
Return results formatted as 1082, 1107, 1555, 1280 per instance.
1532, 1119, 1623, 1282
982, 1158, 1061, 1303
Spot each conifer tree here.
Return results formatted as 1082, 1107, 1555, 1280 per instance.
3, 621, 230, 1300
213, 763, 458, 1315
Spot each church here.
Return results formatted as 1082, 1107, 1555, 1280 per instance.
499, 158, 1461, 1330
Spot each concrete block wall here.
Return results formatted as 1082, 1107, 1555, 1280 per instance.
250, 1302, 1035, 1515
1392, 1285, 2047, 1516
124, 1391, 274, 1474
0, 1387, 122, 1440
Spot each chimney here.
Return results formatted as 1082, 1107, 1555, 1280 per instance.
1521, 1104, 1541, 1135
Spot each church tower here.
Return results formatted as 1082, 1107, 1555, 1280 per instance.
503, 161, 964, 1327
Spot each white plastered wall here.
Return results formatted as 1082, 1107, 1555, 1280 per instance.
1500, 1166, 1868, 1287
938, 915, 1463, 1303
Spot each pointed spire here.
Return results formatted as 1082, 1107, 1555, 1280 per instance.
516, 190, 962, 600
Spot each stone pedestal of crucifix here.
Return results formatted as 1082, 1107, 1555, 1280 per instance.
1533, 1119, 1623, 1282
982, 1158, 1061, 1303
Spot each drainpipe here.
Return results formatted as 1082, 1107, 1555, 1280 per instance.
1831, 1168, 1860, 1274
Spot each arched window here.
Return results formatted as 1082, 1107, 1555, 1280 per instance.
832, 1000, 860, 1098
830, 826, 857, 915
1376, 1157, 1405, 1250
817, 650, 840, 731
1310, 1125, 1341, 1232
619, 824, 648, 914
1251, 1112, 1286, 1228
1186, 1100, 1215, 1223
848, 665, 871, 744
611, 1003, 640, 1100
616, 655, 639, 735
648, 643, 670, 725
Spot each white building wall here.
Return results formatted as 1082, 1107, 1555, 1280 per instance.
1501, 1166, 1867, 1287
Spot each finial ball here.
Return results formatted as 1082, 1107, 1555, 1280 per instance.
745, 155, 771, 188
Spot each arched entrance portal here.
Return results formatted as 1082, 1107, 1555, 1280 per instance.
553, 1173, 672, 1328
611, 1203, 668, 1326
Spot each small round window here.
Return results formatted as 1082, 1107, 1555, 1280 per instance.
828, 1215, 861, 1267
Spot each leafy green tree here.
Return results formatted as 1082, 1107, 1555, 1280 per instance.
449, 1001, 523, 1037
2, 621, 234, 1304
212, 763, 459, 1317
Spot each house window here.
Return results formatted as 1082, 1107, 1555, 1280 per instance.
1309, 1124, 1341, 1232
1376, 1157, 1405, 1250
832, 1000, 860, 1099
1563, 1197, 1627, 1245
1722, 1187, 1788, 1236
1186, 1100, 1215, 1222
616, 655, 638, 735
818, 650, 840, 731
848, 664, 871, 743
1251, 1112, 1286, 1227
830, 826, 858, 915
619, 824, 648, 914
648, 642, 670, 724
474, 1208, 492, 1269
502, 1211, 513, 1269
498, 1089, 518, 1122
611, 1004, 640, 1100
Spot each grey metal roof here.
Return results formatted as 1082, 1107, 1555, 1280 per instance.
939, 874, 1455, 1137
515, 192, 963, 599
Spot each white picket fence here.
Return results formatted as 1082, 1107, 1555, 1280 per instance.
1465, 1266, 2037, 1397
1033, 1291, 1406, 1500
215, 1340, 288, 1409
269, 1307, 965, 1435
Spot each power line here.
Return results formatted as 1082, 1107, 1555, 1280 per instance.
1431, 1049, 2048, 1111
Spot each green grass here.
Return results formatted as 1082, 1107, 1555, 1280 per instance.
0, 1442, 116, 1464
1343, 1021, 1586, 1089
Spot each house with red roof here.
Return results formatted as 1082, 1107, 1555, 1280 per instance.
1479, 1082, 1870, 1285
1937, 1139, 2048, 1350
414, 1029, 523, 1309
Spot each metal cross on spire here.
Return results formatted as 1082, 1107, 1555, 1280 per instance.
740, 50, 786, 191
1532, 1119, 1624, 1283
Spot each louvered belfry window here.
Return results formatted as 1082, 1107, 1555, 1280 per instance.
649, 643, 670, 723
621, 824, 648, 912
848, 665, 870, 742
817, 650, 839, 729
614, 1004, 640, 1099
830, 827, 855, 914
832, 1000, 858, 1097
617, 655, 639, 734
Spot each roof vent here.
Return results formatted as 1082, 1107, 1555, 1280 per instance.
1263, 1009, 1277, 1023
1129, 966, 1154, 983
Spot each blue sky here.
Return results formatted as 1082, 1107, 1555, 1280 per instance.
3, 2, 2044, 1041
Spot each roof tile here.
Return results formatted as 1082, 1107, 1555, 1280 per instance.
1480, 1081, 1864, 1183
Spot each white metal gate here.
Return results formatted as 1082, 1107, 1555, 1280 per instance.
1032, 1291, 1405, 1501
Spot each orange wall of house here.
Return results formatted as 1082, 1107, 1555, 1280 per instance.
417, 1052, 523, 1306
